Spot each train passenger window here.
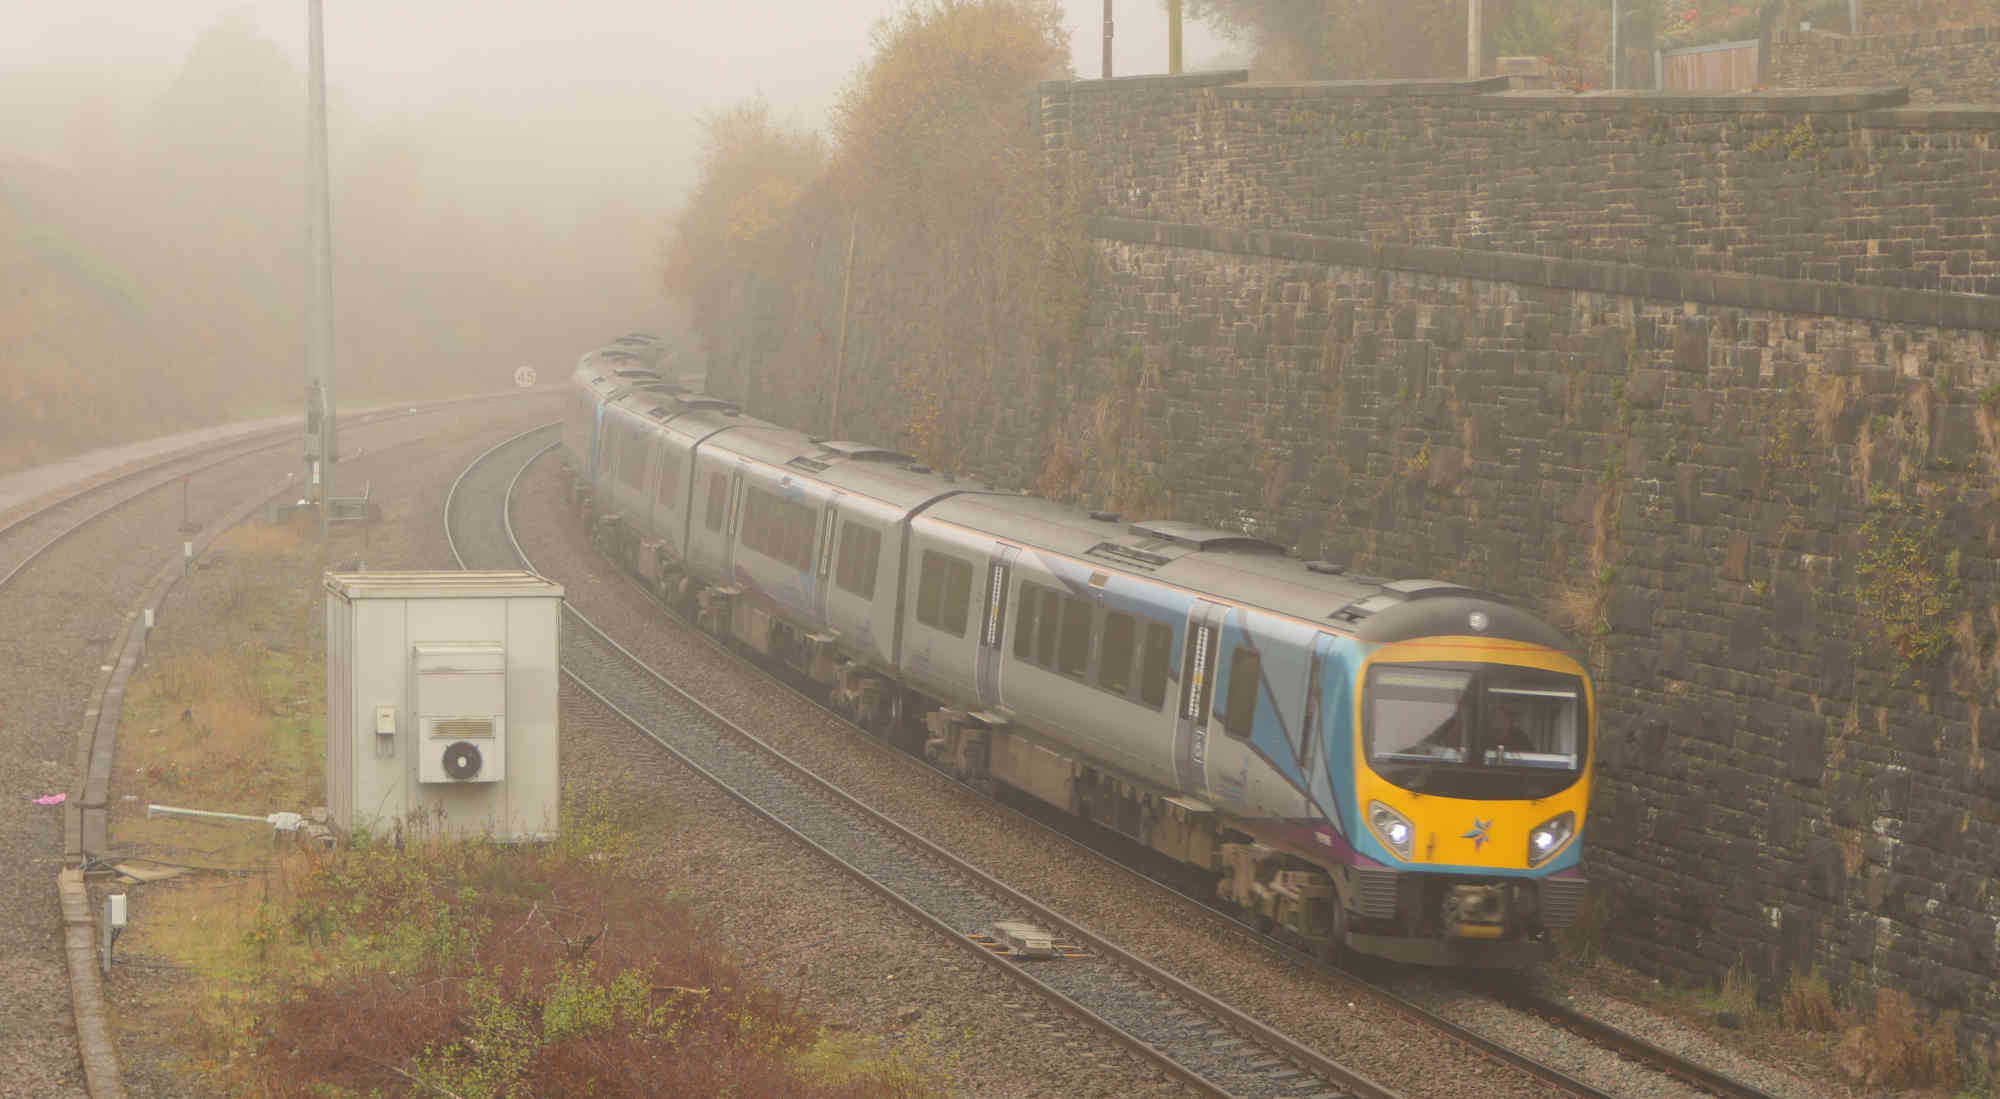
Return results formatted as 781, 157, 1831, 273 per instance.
705, 472, 726, 531
620, 427, 646, 490
741, 487, 816, 571
1057, 596, 1092, 678
1013, 582, 1039, 659
1223, 647, 1262, 740
916, 551, 974, 636
834, 522, 880, 598
655, 448, 680, 509
1035, 587, 1060, 667
942, 556, 972, 635
1139, 623, 1171, 709
1098, 612, 1135, 694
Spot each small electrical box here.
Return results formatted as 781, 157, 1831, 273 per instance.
324, 571, 563, 841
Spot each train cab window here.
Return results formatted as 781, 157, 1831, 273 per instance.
916, 551, 973, 636
1057, 595, 1092, 678
834, 521, 881, 598
655, 447, 681, 509
705, 472, 727, 532
1138, 623, 1171, 709
1098, 612, 1135, 694
1223, 647, 1262, 740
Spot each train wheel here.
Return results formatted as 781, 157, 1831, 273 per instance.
1315, 893, 1350, 967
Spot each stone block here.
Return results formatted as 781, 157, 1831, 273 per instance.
1624, 369, 1667, 410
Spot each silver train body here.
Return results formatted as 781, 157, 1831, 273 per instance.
562, 340, 1596, 966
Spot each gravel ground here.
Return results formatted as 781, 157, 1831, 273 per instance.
508, 452, 1855, 1099
0, 396, 556, 1099
560, 685, 1194, 1098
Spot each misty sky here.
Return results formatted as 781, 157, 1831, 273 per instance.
0, 1, 1234, 415
4, 1, 1231, 146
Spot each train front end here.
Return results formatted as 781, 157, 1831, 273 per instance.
1336, 597, 1593, 966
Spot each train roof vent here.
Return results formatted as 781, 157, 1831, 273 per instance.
1085, 542, 1171, 571
646, 406, 672, 419
787, 456, 830, 473
598, 349, 639, 361
613, 369, 660, 379
821, 441, 917, 464
1382, 579, 1489, 600
1330, 592, 1405, 624
681, 398, 738, 413
634, 381, 685, 393
1125, 519, 1285, 555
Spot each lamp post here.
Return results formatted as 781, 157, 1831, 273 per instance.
1102, 0, 1113, 79
305, 0, 336, 535
1467, 0, 1482, 79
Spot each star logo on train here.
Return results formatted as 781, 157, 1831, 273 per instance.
1461, 819, 1492, 851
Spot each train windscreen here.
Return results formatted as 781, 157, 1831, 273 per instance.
1364, 663, 1587, 799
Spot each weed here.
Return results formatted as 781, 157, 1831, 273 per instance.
1781, 969, 1839, 1032
1850, 495, 1963, 673
1839, 989, 1963, 1088
1748, 119, 1823, 162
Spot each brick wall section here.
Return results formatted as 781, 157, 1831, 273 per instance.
1045, 75, 2000, 298
1069, 229, 2000, 1042
1770, 26, 2000, 105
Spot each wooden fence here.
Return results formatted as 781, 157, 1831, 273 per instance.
1656, 39, 1761, 90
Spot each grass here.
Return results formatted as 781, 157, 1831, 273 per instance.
125, 795, 939, 1097
110, 517, 945, 1097
116, 521, 329, 868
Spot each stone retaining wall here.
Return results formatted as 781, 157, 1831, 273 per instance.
1770, 26, 2000, 105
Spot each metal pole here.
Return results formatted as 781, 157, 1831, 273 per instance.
1168, 0, 1183, 75
830, 211, 858, 439
1610, 0, 1620, 89
1849, 0, 1862, 34
306, 0, 336, 537
1467, 0, 1482, 78
1102, 0, 1113, 79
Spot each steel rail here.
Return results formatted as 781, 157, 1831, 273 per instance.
493, 437, 1781, 1099
2, 396, 525, 596
453, 434, 1401, 1099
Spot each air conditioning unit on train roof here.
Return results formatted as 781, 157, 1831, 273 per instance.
323, 571, 562, 842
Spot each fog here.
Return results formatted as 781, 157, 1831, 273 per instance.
0, 2, 1231, 467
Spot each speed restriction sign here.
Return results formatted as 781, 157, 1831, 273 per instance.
514, 365, 538, 388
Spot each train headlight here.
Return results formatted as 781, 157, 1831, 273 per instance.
1527, 811, 1576, 867
1368, 801, 1415, 860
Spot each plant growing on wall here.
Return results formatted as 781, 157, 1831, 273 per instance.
1850, 494, 1963, 672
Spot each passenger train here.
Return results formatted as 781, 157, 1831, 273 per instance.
562, 336, 1593, 966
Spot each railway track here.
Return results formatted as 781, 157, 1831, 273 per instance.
0, 396, 514, 597
463, 427, 1790, 1099
449, 424, 1398, 1099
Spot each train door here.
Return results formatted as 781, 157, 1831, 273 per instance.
1173, 600, 1226, 800
974, 545, 1019, 712
721, 463, 745, 579
812, 493, 842, 623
